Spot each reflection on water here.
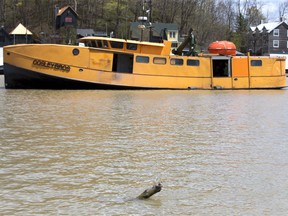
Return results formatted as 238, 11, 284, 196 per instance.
1, 77, 288, 215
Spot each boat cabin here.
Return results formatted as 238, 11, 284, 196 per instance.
79, 36, 172, 56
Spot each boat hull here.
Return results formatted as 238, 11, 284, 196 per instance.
4, 63, 147, 89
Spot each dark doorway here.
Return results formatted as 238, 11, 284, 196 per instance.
112, 53, 134, 73
212, 59, 230, 77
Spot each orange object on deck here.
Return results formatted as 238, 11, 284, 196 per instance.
208, 41, 236, 56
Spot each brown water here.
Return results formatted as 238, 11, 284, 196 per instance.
1, 76, 288, 215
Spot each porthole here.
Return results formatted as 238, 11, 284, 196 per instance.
72, 48, 80, 56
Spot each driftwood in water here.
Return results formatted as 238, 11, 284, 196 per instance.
137, 182, 162, 200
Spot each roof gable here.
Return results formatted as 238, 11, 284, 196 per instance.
10, 23, 32, 35
57, 6, 78, 17
251, 21, 288, 33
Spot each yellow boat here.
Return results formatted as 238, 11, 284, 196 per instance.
3, 36, 287, 89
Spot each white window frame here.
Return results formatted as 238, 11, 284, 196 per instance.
169, 31, 176, 39
273, 40, 279, 48
273, 29, 279, 36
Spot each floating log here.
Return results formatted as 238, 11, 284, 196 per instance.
137, 182, 162, 200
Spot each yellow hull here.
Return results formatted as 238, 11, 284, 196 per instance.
3, 40, 287, 89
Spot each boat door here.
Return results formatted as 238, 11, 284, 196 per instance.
211, 56, 232, 89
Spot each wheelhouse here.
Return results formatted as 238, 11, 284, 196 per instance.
79, 36, 171, 55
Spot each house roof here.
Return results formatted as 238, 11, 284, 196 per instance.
130, 22, 178, 39
57, 6, 78, 17
10, 23, 32, 35
77, 29, 95, 36
250, 21, 288, 33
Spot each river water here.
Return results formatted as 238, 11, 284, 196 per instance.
1, 76, 288, 215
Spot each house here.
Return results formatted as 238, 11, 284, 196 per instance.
1, 27, 12, 74
76, 29, 108, 39
9, 23, 33, 44
249, 21, 288, 56
55, 6, 78, 30
0, 26, 12, 47
77, 28, 96, 38
130, 22, 179, 48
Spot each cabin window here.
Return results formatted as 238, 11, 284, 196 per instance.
110, 41, 123, 49
87, 40, 96, 47
251, 60, 262, 66
136, 56, 149, 63
127, 43, 137, 50
273, 40, 279, 48
153, 57, 166, 64
187, 59, 200, 66
170, 58, 183, 65
103, 40, 108, 48
273, 29, 279, 36
96, 40, 102, 48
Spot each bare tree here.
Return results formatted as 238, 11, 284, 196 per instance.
278, 2, 288, 21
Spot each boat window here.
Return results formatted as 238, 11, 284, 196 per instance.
153, 57, 166, 64
103, 40, 109, 48
96, 40, 102, 48
251, 60, 262, 66
187, 59, 200, 66
110, 41, 124, 49
170, 58, 183, 65
136, 56, 149, 63
127, 43, 137, 50
72, 48, 80, 56
87, 40, 96, 47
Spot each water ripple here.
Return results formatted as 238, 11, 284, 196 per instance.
1, 85, 288, 215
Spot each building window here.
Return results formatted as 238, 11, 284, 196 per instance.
171, 42, 178, 48
251, 60, 262, 66
136, 56, 149, 63
273, 29, 279, 36
170, 58, 183, 65
65, 17, 72, 23
187, 59, 200, 66
273, 40, 279, 48
153, 57, 166, 64
169, 31, 176, 39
